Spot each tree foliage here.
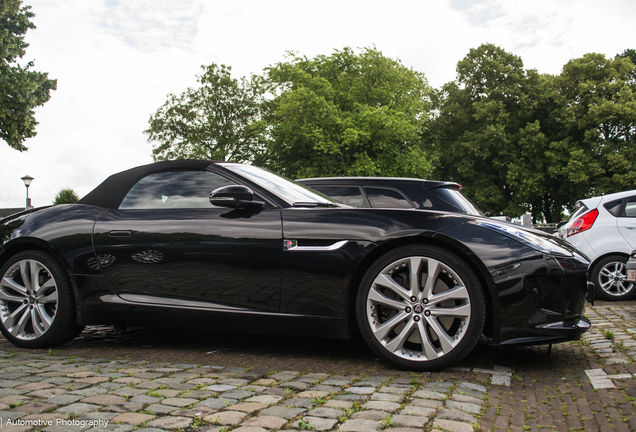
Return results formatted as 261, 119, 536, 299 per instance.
427, 44, 543, 218
618, 49, 636, 65
427, 44, 636, 223
553, 53, 636, 196
0, 0, 57, 151
53, 188, 80, 204
145, 64, 268, 163
264, 47, 433, 178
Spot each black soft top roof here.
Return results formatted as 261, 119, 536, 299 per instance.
78, 160, 216, 209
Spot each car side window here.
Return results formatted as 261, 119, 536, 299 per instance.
364, 187, 413, 209
623, 197, 636, 217
605, 199, 623, 217
119, 170, 237, 210
310, 186, 365, 207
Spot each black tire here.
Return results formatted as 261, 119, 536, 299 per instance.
0, 251, 84, 348
591, 255, 636, 301
356, 244, 486, 371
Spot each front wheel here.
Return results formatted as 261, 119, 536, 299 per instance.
356, 245, 485, 371
591, 255, 636, 301
0, 251, 84, 348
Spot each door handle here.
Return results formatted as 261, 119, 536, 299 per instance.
109, 230, 132, 237
626, 225, 636, 230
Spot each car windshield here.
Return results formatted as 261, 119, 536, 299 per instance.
222, 164, 336, 206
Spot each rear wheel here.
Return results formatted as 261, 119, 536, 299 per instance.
0, 251, 84, 347
356, 245, 485, 371
591, 255, 636, 301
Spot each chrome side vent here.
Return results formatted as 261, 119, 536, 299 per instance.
284, 240, 348, 251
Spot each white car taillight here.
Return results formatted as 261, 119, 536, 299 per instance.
567, 209, 599, 237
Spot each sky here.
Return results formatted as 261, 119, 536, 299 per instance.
1, 0, 635, 209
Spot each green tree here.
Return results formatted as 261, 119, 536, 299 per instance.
427, 44, 545, 218
264, 47, 433, 179
517, 54, 636, 221
145, 63, 268, 163
618, 49, 636, 65
428, 45, 636, 223
0, 0, 57, 151
511, 73, 579, 223
53, 188, 79, 204
553, 53, 636, 197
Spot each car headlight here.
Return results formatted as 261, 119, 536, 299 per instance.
468, 219, 574, 256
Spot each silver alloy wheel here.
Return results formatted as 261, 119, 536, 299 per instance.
598, 260, 633, 297
365, 255, 471, 361
0, 259, 58, 340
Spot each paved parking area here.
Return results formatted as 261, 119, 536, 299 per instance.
0, 300, 635, 431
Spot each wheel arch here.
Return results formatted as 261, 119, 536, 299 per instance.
589, 251, 630, 275
0, 239, 82, 317
1, 238, 70, 270
346, 233, 497, 340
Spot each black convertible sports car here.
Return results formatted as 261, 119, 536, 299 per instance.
0, 160, 591, 370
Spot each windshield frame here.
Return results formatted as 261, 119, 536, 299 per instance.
221, 163, 337, 206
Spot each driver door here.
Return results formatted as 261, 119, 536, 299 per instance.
92, 169, 283, 312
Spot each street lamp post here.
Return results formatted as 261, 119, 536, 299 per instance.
21, 175, 34, 210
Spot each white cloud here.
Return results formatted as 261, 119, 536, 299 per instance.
100, 0, 204, 51
1, 0, 634, 208
456, 0, 636, 75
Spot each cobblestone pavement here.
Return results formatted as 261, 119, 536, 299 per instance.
0, 300, 635, 431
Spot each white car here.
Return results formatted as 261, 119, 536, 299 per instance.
557, 189, 636, 300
